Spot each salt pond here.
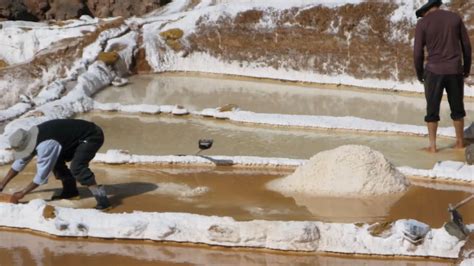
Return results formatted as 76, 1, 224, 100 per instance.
78, 112, 465, 169
93, 73, 474, 127
0, 229, 454, 266
1, 164, 472, 226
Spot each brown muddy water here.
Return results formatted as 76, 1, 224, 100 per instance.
1, 164, 472, 226
93, 73, 474, 127
0, 163, 471, 265
78, 112, 466, 169
0, 229, 454, 266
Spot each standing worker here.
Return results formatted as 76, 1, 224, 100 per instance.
0, 119, 111, 210
414, 0, 471, 153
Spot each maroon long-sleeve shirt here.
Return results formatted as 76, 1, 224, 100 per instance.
413, 9, 471, 79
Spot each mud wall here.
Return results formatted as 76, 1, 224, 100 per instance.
0, 0, 171, 21
182, 1, 473, 85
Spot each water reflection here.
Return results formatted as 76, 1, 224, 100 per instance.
93, 73, 474, 127
0, 229, 453, 266
78, 112, 465, 169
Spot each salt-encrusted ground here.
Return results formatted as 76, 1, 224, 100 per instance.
0, 199, 471, 259
93, 150, 474, 183
0, 0, 473, 263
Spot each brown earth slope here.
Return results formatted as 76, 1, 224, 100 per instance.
184, 1, 473, 85
0, 0, 171, 21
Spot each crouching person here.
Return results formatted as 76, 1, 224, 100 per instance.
0, 119, 111, 210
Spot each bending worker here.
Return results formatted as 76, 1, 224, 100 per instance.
0, 119, 111, 210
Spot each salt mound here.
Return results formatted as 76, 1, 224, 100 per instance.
267, 145, 409, 197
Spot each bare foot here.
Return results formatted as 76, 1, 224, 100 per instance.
422, 147, 437, 153
453, 143, 466, 149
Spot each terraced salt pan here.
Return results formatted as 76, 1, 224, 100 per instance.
78, 112, 465, 169
139, 0, 474, 96
2, 163, 472, 225
0, 230, 455, 266
0, 199, 470, 259
0, 160, 472, 259
93, 73, 474, 127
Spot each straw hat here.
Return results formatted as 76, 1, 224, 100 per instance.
8, 126, 39, 160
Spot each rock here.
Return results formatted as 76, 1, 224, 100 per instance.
465, 123, 474, 139
171, 105, 189, 115
0, 0, 28, 20
111, 77, 128, 87
86, 0, 164, 18
24, 0, 49, 19
165, 39, 183, 51
160, 28, 184, 40
0, 59, 8, 68
42, 204, 56, 219
218, 104, 239, 112
1, 0, 170, 21
45, 0, 90, 20
466, 144, 474, 165
368, 221, 393, 237
97, 51, 120, 65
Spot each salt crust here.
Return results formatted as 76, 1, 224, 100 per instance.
93, 150, 474, 183
267, 145, 409, 197
0, 199, 469, 258
93, 102, 462, 138
460, 259, 474, 266
0, 2, 471, 259
140, 1, 473, 96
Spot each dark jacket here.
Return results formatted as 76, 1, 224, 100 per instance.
413, 9, 471, 80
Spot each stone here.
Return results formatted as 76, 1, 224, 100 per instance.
165, 39, 183, 51
368, 221, 393, 237
466, 144, 474, 165
45, 0, 90, 20
97, 51, 119, 65
160, 28, 184, 40
42, 204, 56, 219
0, 59, 8, 68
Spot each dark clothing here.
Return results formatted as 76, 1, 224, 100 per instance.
414, 9, 471, 81
423, 70, 465, 122
38, 119, 104, 186
37, 119, 101, 161
53, 126, 104, 186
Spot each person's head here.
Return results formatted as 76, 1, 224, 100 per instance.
416, 0, 443, 18
8, 126, 39, 160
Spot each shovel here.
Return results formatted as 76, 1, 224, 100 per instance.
444, 194, 474, 240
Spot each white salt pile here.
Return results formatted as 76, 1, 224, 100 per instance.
267, 145, 409, 197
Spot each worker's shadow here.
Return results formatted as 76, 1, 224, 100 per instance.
35, 182, 158, 206
101, 182, 158, 206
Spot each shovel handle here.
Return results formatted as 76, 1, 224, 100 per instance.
451, 194, 474, 210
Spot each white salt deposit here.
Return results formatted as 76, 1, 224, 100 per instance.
150, 182, 209, 199
267, 145, 409, 197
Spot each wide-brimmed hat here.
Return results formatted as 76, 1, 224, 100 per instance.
416, 0, 443, 18
8, 126, 38, 160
